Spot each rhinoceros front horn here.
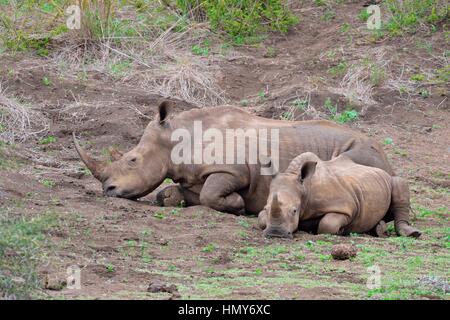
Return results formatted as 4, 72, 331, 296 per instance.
72, 133, 107, 181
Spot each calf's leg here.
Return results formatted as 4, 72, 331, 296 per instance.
390, 177, 421, 238
317, 213, 350, 235
368, 220, 388, 238
200, 173, 246, 214
257, 209, 267, 230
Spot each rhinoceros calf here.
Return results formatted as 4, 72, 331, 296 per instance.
259, 152, 421, 238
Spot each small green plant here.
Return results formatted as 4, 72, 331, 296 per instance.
170, 208, 181, 215
154, 211, 166, 219
369, 64, 386, 86
238, 219, 250, 228
358, 8, 371, 22
258, 90, 266, 100
264, 46, 277, 58
41, 179, 55, 188
324, 98, 337, 115
38, 136, 57, 145
109, 60, 132, 76
328, 62, 348, 77
321, 9, 336, 22
293, 98, 308, 110
106, 264, 115, 273
168, 265, 177, 272
383, 137, 394, 145
42, 77, 51, 86
393, 147, 408, 158
191, 43, 209, 56
280, 111, 294, 120
340, 23, 351, 33
334, 109, 359, 124
240, 99, 249, 106
411, 73, 426, 82
419, 88, 431, 98
202, 243, 216, 253
434, 65, 450, 83
314, 0, 327, 6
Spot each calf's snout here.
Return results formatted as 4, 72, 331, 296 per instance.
264, 226, 293, 239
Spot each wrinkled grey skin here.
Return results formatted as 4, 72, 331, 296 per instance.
259, 152, 421, 239
74, 101, 395, 216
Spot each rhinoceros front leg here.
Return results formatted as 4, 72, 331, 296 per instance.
156, 185, 200, 207
199, 173, 246, 215
390, 177, 421, 238
317, 213, 350, 235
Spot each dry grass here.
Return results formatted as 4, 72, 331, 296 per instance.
333, 48, 390, 108
0, 83, 48, 144
51, 18, 228, 107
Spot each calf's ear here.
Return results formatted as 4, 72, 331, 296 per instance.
298, 161, 317, 183
157, 100, 171, 125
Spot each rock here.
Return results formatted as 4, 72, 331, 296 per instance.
147, 280, 178, 294
331, 244, 357, 260
44, 274, 67, 291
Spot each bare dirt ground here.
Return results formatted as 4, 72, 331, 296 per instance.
0, 1, 449, 299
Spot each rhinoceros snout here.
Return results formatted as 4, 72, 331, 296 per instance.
264, 226, 293, 239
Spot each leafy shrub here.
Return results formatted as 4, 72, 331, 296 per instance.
176, 0, 299, 40
383, 0, 449, 36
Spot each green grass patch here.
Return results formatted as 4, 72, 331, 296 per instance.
383, 0, 449, 36
176, 0, 299, 41
0, 210, 57, 299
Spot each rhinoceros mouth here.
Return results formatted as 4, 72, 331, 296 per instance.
263, 226, 293, 239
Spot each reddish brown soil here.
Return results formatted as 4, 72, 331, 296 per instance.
0, 1, 448, 299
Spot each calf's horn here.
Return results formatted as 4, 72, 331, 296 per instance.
72, 133, 107, 181
271, 193, 282, 218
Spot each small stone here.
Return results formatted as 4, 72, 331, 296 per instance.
44, 274, 66, 291
147, 280, 178, 294
331, 244, 357, 260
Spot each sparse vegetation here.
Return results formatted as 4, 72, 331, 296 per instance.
383, 0, 449, 36
0, 0, 448, 301
176, 0, 299, 41
0, 210, 57, 299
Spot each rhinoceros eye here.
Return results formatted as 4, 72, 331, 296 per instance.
291, 207, 298, 215
128, 157, 137, 166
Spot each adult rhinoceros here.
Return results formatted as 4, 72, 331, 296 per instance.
73, 101, 418, 236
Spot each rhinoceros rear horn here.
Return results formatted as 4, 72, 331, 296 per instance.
72, 133, 107, 181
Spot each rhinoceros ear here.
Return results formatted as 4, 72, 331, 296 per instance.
298, 161, 317, 183
157, 100, 171, 125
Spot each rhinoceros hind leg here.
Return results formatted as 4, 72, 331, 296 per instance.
390, 177, 421, 238
317, 213, 350, 235
200, 173, 246, 215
